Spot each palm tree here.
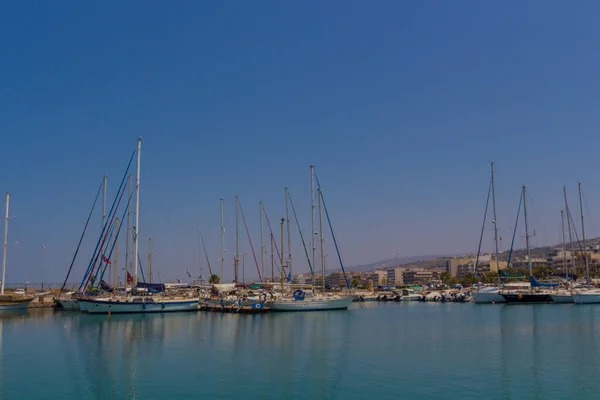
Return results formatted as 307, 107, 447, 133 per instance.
209, 274, 220, 284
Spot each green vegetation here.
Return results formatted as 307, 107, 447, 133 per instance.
209, 274, 220, 284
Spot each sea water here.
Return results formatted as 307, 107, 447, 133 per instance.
1, 302, 599, 400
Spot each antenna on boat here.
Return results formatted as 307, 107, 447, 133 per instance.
1, 192, 9, 295
133, 137, 141, 285
148, 237, 152, 284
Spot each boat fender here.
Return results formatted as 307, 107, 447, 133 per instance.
517, 294, 523, 300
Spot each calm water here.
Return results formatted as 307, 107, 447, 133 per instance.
2, 303, 600, 399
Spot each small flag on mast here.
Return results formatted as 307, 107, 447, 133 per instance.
103, 255, 112, 265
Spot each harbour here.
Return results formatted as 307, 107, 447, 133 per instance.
3, 303, 600, 399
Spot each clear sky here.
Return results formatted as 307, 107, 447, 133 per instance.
1, 1, 600, 285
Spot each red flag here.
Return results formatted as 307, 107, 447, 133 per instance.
127, 271, 133, 283
103, 255, 112, 265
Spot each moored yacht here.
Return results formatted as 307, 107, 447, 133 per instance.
472, 286, 505, 304
270, 290, 352, 311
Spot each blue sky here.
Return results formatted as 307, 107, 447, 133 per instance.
1, 1, 600, 285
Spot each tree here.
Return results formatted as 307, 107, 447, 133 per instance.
209, 274, 220, 284
460, 273, 475, 286
439, 272, 450, 284
351, 277, 361, 288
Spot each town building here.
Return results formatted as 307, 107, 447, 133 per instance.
387, 267, 404, 286
402, 269, 433, 284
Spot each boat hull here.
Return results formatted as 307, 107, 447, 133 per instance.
0, 298, 34, 311
502, 293, 553, 304
55, 298, 80, 311
400, 295, 420, 302
472, 289, 506, 304
551, 294, 574, 304
79, 298, 199, 314
574, 292, 600, 304
271, 297, 353, 311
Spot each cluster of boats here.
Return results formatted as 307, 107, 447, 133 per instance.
472, 279, 600, 304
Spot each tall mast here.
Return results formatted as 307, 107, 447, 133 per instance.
220, 197, 225, 281
522, 185, 532, 277
579, 183, 590, 283
260, 201, 264, 281
561, 210, 567, 280
563, 186, 576, 280
102, 175, 107, 228
490, 162, 500, 285
271, 234, 274, 283
198, 223, 203, 282
285, 188, 292, 277
234, 196, 239, 283
1, 193, 9, 295
280, 218, 285, 292
133, 137, 141, 285
318, 188, 325, 291
125, 174, 132, 289
147, 237, 152, 284
310, 166, 316, 284
114, 218, 119, 290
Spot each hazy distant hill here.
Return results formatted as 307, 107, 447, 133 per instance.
337, 237, 600, 274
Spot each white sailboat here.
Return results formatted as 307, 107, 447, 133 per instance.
0, 193, 35, 311
472, 163, 506, 304
270, 169, 353, 312
79, 138, 199, 314
552, 193, 575, 304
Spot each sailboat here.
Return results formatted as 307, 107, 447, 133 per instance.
552, 188, 577, 304
501, 185, 554, 304
79, 138, 199, 314
0, 193, 36, 311
270, 169, 353, 312
472, 162, 506, 304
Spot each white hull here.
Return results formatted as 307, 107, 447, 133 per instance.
472, 288, 506, 304
56, 298, 80, 311
271, 297, 353, 311
0, 298, 34, 311
79, 298, 199, 313
574, 292, 600, 304
552, 293, 574, 304
400, 295, 420, 302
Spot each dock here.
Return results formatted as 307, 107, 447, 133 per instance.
198, 302, 270, 314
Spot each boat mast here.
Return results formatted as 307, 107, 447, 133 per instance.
271, 234, 274, 283
148, 237, 152, 284
114, 218, 119, 290
280, 218, 285, 292
1, 193, 9, 295
235, 196, 239, 284
102, 175, 107, 229
198, 223, 203, 282
318, 187, 325, 291
491, 162, 500, 285
561, 210, 567, 280
260, 201, 264, 281
220, 197, 225, 282
578, 182, 590, 284
285, 188, 292, 277
311, 166, 316, 286
522, 185, 532, 277
125, 174, 132, 290
133, 137, 141, 285
563, 186, 576, 280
